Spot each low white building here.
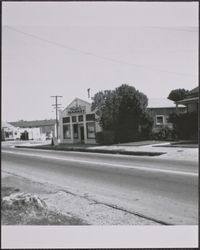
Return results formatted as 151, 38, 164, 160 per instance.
1, 122, 46, 141
1, 122, 20, 140
2, 119, 56, 141
59, 98, 101, 144
10, 119, 56, 140
19, 127, 45, 140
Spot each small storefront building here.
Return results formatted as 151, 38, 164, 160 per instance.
59, 98, 101, 144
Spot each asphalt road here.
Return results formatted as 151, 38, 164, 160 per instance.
2, 146, 198, 225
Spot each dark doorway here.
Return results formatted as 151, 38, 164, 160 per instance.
80, 126, 84, 143
20, 131, 29, 140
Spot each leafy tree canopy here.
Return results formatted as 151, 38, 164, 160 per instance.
167, 88, 189, 102
91, 84, 151, 142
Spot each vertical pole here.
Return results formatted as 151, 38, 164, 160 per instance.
87, 88, 90, 99
56, 96, 58, 139
51, 96, 62, 140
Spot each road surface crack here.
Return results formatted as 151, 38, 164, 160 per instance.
57, 189, 171, 225
2, 171, 172, 225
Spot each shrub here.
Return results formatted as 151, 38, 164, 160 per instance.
140, 113, 153, 140
168, 112, 198, 140
151, 127, 176, 141
115, 128, 141, 143
96, 131, 115, 145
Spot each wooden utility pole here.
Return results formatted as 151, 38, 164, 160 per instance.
87, 88, 90, 99
51, 96, 62, 139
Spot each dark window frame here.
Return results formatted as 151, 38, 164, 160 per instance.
63, 117, 70, 123
156, 115, 164, 125
63, 124, 71, 139
86, 122, 96, 139
78, 115, 83, 122
72, 116, 77, 123
86, 113, 95, 121
73, 124, 79, 139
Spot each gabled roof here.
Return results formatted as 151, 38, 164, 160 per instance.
62, 97, 91, 113
10, 119, 56, 128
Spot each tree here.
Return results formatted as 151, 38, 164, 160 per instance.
140, 112, 153, 139
167, 88, 189, 102
91, 84, 151, 143
91, 89, 115, 129
168, 112, 198, 140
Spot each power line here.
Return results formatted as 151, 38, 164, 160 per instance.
149, 26, 198, 33
4, 25, 197, 77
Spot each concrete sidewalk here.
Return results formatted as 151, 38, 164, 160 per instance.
2, 140, 51, 148
10, 139, 198, 162
88, 141, 198, 162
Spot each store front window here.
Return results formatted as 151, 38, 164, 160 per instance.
63, 117, 70, 123
86, 114, 95, 121
73, 124, 78, 139
63, 125, 71, 139
72, 116, 77, 123
78, 115, 83, 122
86, 122, 95, 139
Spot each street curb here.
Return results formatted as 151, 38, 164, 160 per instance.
153, 144, 198, 148
15, 145, 166, 157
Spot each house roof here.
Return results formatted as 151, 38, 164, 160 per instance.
62, 97, 91, 113
9, 119, 56, 128
176, 86, 199, 105
177, 97, 199, 104
148, 98, 178, 108
187, 86, 199, 96
1, 121, 17, 130
67, 97, 91, 108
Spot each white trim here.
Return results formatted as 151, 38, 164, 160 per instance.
155, 115, 165, 125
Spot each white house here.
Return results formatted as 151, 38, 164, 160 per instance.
59, 98, 101, 144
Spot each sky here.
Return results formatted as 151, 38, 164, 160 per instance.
2, 2, 198, 122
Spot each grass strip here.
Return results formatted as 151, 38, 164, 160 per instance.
16, 145, 165, 156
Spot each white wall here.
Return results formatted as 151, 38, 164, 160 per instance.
19, 127, 45, 140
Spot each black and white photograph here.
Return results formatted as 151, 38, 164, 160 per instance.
1, 1, 198, 248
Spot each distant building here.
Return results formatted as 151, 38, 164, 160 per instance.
1, 122, 20, 141
176, 86, 199, 113
9, 119, 56, 140
59, 98, 101, 144
147, 99, 186, 133
175, 86, 199, 140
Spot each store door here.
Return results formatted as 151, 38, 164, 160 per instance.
80, 126, 84, 143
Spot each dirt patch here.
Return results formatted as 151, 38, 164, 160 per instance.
1, 173, 160, 225
1, 186, 87, 225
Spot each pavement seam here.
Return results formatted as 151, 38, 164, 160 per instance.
57, 189, 171, 225
1, 170, 179, 225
